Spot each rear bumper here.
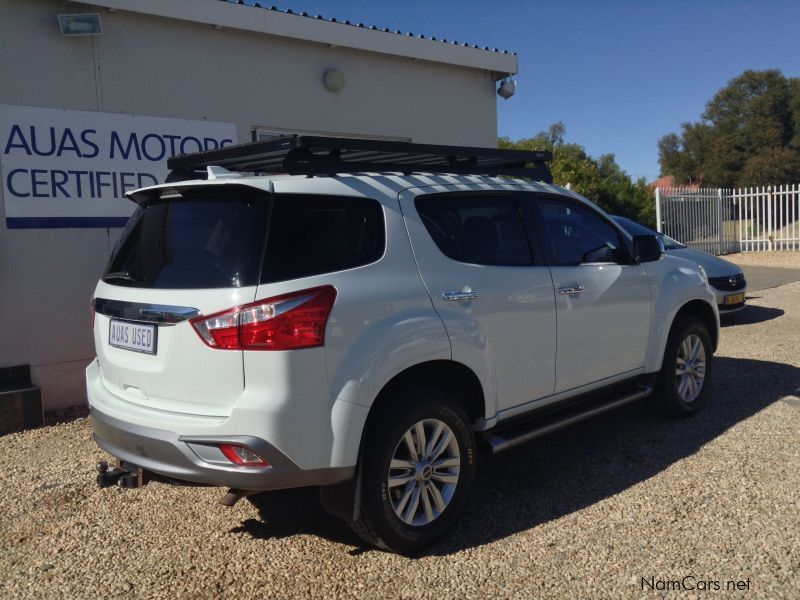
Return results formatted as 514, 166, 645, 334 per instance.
90, 408, 354, 491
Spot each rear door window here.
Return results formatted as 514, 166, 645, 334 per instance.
415, 193, 534, 265
105, 185, 271, 289
260, 195, 385, 283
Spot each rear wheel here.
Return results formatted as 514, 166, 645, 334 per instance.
653, 315, 713, 415
350, 387, 476, 554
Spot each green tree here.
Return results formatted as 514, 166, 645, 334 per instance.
658, 69, 800, 187
787, 78, 800, 148
740, 147, 800, 186
658, 123, 713, 185
500, 125, 656, 227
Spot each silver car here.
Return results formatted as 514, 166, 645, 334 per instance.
613, 216, 747, 313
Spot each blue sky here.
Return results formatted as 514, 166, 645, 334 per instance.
251, 1, 800, 182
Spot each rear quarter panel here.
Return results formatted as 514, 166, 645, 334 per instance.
263, 177, 451, 467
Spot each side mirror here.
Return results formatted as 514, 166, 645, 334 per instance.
634, 235, 662, 263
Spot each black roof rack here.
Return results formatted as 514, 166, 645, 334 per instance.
165, 135, 553, 183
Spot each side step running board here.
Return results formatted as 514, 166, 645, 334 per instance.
485, 385, 652, 454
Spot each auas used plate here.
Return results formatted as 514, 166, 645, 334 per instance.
108, 319, 157, 354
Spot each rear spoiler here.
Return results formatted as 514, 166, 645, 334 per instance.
125, 173, 268, 205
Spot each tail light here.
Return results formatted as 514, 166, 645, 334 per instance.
190, 285, 337, 351
218, 444, 271, 467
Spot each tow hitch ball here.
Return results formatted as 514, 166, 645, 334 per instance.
96, 460, 144, 489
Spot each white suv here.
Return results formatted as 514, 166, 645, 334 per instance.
87, 137, 718, 554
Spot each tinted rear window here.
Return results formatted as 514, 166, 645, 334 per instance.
415, 193, 533, 266
106, 188, 385, 289
105, 185, 270, 289
260, 195, 384, 283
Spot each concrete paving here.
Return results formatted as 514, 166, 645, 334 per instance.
739, 264, 800, 291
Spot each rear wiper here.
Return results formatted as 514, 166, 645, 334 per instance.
103, 271, 143, 282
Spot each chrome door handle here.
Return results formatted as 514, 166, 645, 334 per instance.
558, 285, 585, 295
443, 291, 479, 301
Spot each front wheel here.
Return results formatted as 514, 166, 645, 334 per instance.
653, 315, 714, 416
349, 387, 476, 554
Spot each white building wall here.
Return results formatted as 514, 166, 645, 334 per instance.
0, 0, 501, 409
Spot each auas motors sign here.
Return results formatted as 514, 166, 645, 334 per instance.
0, 104, 237, 228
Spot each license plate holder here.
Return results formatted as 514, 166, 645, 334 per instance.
108, 319, 157, 355
724, 292, 745, 305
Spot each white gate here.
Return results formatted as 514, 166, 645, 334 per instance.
656, 184, 800, 254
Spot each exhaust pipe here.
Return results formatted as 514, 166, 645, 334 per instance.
219, 488, 258, 507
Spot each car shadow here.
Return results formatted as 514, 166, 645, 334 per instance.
720, 304, 784, 326
231, 356, 800, 556
232, 487, 364, 549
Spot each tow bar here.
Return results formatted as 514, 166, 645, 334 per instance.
95, 460, 146, 489
95, 460, 257, 506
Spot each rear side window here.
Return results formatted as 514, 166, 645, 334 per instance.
105, 185, 270, 289
260, 195, 384, 283
415, 193, 533, 265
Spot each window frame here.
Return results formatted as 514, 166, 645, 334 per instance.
414, 191, 547, 267
520, 193, 635, 267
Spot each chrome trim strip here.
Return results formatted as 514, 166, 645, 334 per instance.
93, 298, 201, 325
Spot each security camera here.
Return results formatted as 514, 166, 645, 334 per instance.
497, 78, 516, 100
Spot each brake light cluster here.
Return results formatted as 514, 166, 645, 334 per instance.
190, 286, 337, 351
218, 444, 271, 467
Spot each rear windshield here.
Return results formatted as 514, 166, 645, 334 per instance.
104, 186, 384, 289
105, 185, 270, 289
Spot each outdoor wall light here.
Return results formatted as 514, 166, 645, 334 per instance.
58, 14, 102, 36
497, 78, 516, 100
323, 69, 346, 93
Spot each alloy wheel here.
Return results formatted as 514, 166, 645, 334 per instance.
387, 419, 461, 526
675, 333, 706, 403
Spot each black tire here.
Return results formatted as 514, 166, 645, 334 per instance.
349, 386, 477, 555
653, 315, 713, 416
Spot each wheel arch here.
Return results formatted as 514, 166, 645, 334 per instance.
355, 360, 485, 474
366, 360, 486, 430
321, 359, 485, 522
650, 299, 717, 416
646, 296, 719, 374
673, 299, 719, 351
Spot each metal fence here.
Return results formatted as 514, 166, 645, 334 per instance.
656, 184, 800, 255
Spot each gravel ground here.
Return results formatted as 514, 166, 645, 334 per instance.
2, 283, 799, 598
